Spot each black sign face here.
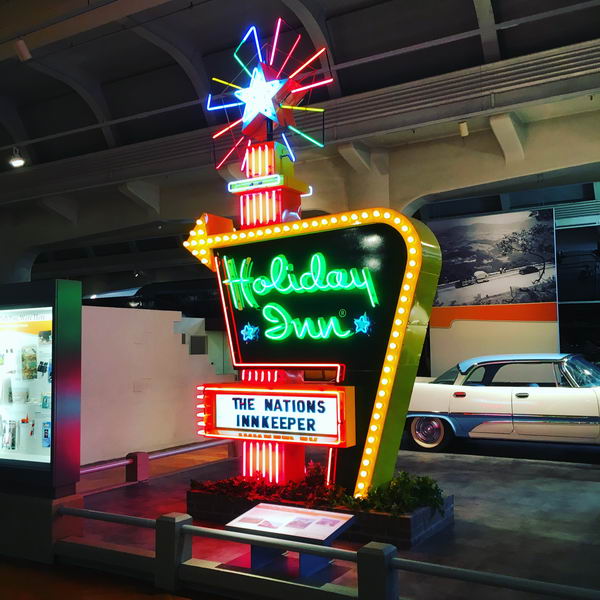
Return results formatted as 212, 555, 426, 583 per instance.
215, 223, 407, 375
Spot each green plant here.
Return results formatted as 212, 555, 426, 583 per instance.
191, 461, 346, 508
342, 471, 445, 516
191, 463, 444, 515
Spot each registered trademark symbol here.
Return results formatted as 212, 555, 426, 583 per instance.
339, 308, 347, 317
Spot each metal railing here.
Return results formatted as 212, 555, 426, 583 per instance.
80, 439, 233, 476
56, 506, 600, 600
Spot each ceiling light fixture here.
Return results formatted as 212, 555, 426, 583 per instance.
9, 147, 25, 168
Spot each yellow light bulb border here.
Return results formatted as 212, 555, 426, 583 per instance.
184, 207, 426, 497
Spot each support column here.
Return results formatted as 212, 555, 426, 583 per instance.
337, 143, 390, 210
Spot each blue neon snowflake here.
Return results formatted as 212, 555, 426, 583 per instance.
240, 323, 260, 342
354, 313, 371, 334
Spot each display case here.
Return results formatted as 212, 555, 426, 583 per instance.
0, 280, 81, 497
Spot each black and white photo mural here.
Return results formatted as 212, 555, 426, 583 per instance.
428, 209, 556, 307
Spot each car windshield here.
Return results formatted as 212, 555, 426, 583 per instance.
563, 356, 600, 388
431, 366, 459, 385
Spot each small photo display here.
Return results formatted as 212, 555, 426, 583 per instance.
316, 517, 340, 527
38, 331, 52, 345
21, 347, 38, 380
258, 519, 283, 530
238, 516, 263, 525
285, 518, 313, 530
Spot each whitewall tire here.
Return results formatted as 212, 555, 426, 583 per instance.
409, 417, 453, 451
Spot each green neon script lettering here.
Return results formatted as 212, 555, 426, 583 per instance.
223, 252, 379, 309
263, 303, 353, 341
223, 256, 258, 310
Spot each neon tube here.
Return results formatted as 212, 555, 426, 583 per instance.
212, 117, 243, 139
280, 104, 325, 112
288, 125, 324, 148
288, 47, 326, 79
290, 78, 334, 94
276, 33, 301, 78
243, 441, 247, 476
269, 18, 283, 66
215, 135, 245, 169
206, 94, 244, 111
281, 132, 295, 162
266, 190, 270, 223
227, 174, 283, 194
212, 77, 242, 90
234, 26, 263, 76
258, 145, 263, 176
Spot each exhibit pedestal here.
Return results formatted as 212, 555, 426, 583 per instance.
0, 491, 83, 563
249, 544, 331, 577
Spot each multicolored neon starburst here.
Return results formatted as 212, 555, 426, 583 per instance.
207, 18, 333, 169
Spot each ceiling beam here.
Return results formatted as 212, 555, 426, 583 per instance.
0, 37, 599, 205
119, 180, 160, 215
496, 0, 600, 30
28, 55, 118, 148
38, 195, 78, 224
122, 16, 215, 124
490, 112, 527, 164
473, 0, 501, 63
0, 0, 175, 62
337, 142, 371, 173
280, 0, 342, 97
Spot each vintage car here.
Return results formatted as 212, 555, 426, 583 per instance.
519, 265, 539, 275
406, 353, 600, 451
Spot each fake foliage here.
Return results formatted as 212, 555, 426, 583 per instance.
191, 462, 444, 515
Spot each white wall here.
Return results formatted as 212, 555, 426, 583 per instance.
430, 320, 559, 375
81, 306, 233, 464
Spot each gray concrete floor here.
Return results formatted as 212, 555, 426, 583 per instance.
79, 449, 600, 599
393, 450, 600, 599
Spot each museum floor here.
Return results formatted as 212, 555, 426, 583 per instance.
3, 443, 599, 599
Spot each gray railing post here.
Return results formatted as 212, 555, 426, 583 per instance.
155, 512, 193, 592
357, 542, 398, 600
125, 451, 150, 482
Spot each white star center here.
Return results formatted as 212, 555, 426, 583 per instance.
234, 67, 285, 126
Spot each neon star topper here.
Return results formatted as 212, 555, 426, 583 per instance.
207, 18, 334, 168
235, 66, 285, 127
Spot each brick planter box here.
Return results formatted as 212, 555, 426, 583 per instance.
187, 490, 454, 549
